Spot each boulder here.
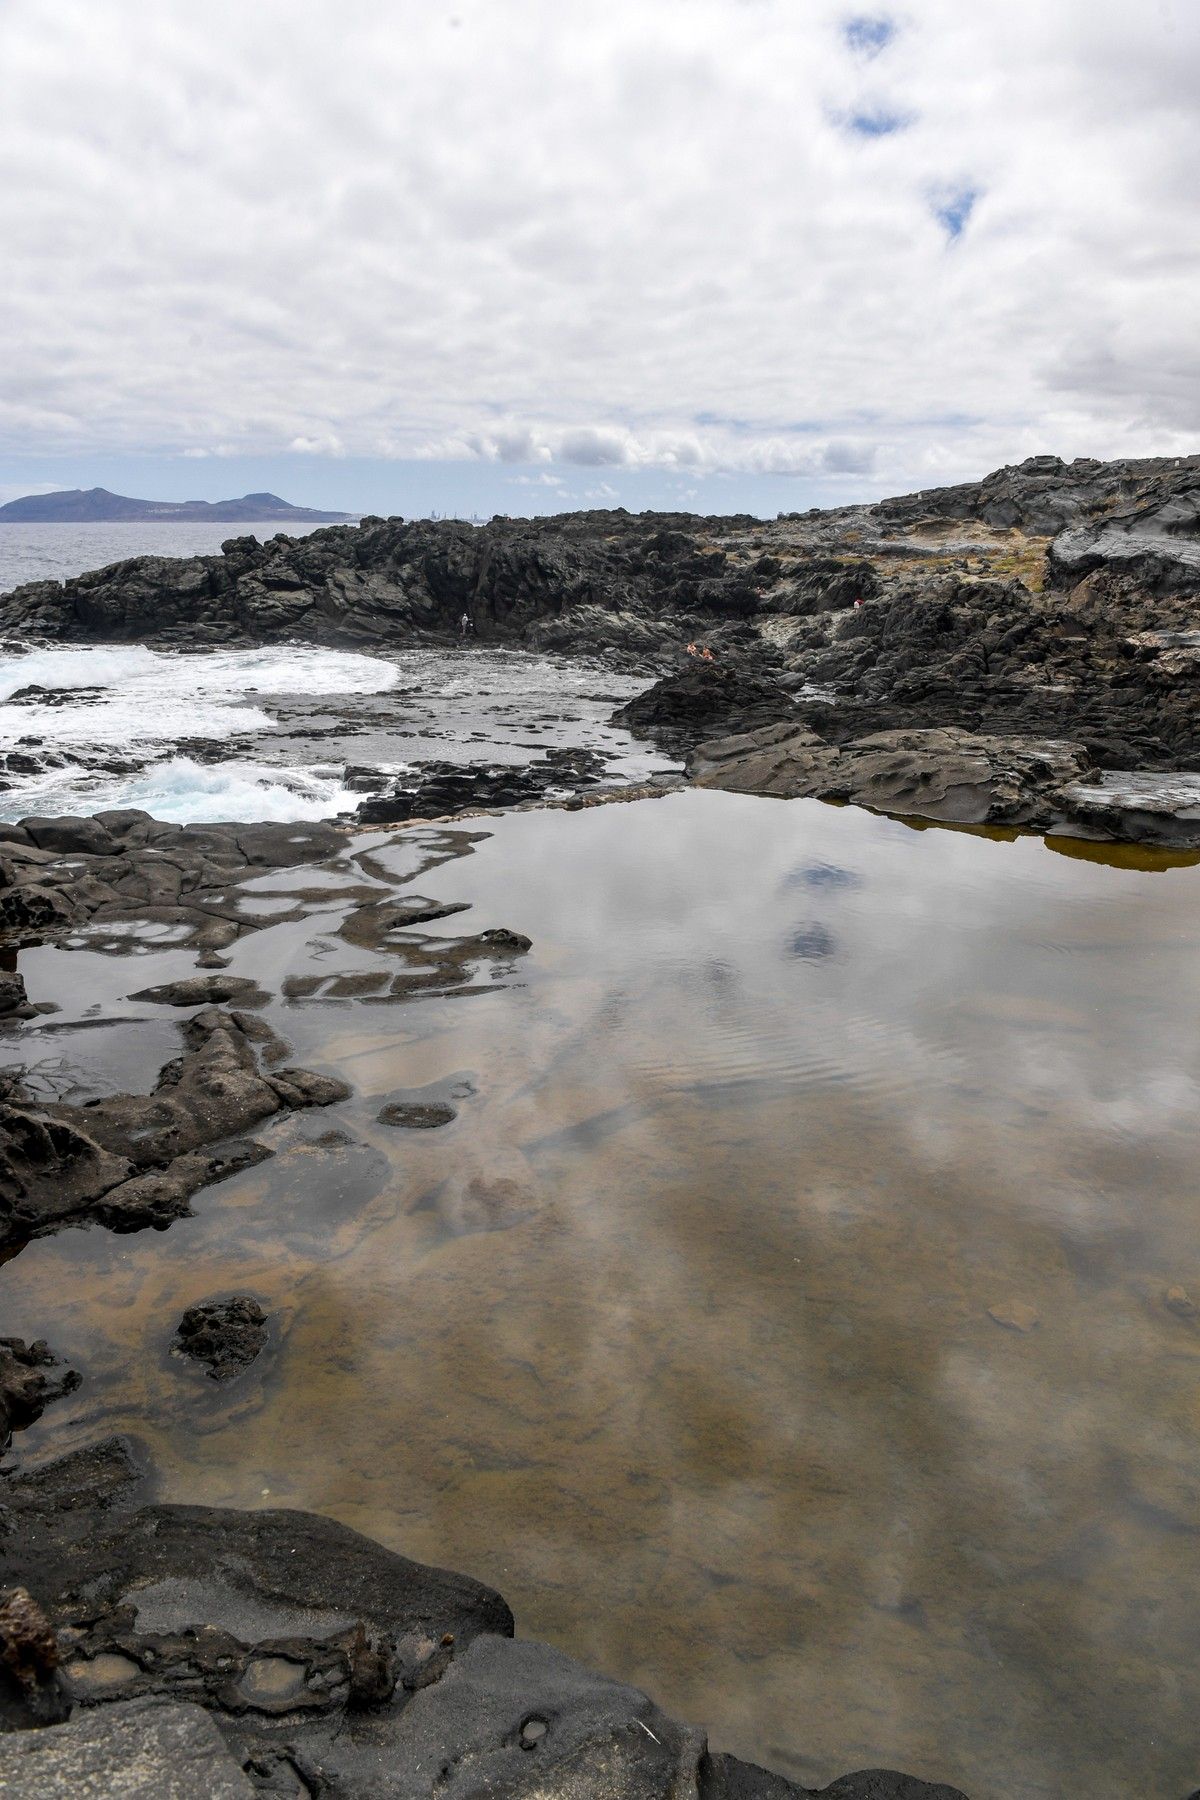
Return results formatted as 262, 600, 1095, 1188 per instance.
0, 1699, 256, 1796
172, 1296, 268, 1381
613, 661, 794, 736
20, 816, 118, 858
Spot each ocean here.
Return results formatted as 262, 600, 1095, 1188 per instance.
0, 519, 332, 593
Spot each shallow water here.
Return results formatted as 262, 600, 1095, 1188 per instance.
6, 791, 1200, 1799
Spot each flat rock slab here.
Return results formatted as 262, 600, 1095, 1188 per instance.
691, 723, 1091, 830
129, 976, 270, 1009
0, 1699, 255, 1797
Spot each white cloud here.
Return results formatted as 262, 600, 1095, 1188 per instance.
0, 0, 1196, 493
288, 434, 345, 456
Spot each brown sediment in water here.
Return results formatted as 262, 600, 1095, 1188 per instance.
4, 790, 1200, 1798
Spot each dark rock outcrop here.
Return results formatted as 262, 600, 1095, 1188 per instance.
0, 1007, 349, 1250
0, 1442, 969, 1799
690, 721, 1200, 846
173, 1297, 268, 1381
612, 660, 794, 736
356, 748, 608, 824
0, 811, 344, 954
0, 1341, 80, 1452
2, 454, 1199, 837
691, 725, 1094, 828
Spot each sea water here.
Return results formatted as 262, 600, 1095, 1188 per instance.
0, 519, 331, 592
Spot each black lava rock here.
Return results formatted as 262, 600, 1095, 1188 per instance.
173, 1296, 268, 1381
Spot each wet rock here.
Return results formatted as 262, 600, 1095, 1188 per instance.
1164, 1285, 1198, 1318
21, 814, 118, 857
356, 748, 607, 824
0, 1008, 348, 1249
174, 1297, 268, 1381
0, 1586, 69, 1727
0, 971, 34, 1020
0, 1698, 256, 1796
692, 724, 1094, 831
93, 1141, 272, 1235
130, 974, 270, 1008
0, 1443, 969, 1799
378, 1101, 457, 1129
478, 927, 532, 954
0, 1338, 81, 1451
0, 875, 76, 938
1, 1440, 515, 1788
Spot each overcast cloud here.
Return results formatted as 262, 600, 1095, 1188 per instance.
1, 0, 1197, 508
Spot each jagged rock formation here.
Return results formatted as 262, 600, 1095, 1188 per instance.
1, 454, 1197, 784
0, 1341, 80, 1452
172, 1297, 268, 1381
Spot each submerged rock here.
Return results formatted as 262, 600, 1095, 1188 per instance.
174, 1296, 268, 1381
378, 1101, 457, 1130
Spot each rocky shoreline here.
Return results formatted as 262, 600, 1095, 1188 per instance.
2, 451, 1199, 845
4, 451, 1200, 1794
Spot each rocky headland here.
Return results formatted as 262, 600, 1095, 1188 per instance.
2, 451, 1199, 843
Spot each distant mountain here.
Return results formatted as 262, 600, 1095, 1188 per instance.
0, 487, 356, 524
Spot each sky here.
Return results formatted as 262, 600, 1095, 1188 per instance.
1, 0, 1197, 519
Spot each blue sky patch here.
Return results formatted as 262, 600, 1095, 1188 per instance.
842, 15, 897, 57
932, 186, 980, 239
846, 107, 911, 137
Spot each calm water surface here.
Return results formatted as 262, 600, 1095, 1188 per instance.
5, 791, 1200, 1800
0, 519, 331, 591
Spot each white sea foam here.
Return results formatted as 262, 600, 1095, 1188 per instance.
0, 641, 403, 823
0, 755, 367, 825
0, 643, 399, 748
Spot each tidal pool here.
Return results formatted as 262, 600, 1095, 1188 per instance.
6, 790, 1200, 1800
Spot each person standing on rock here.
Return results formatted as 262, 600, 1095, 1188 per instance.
459, 611, 471, 641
